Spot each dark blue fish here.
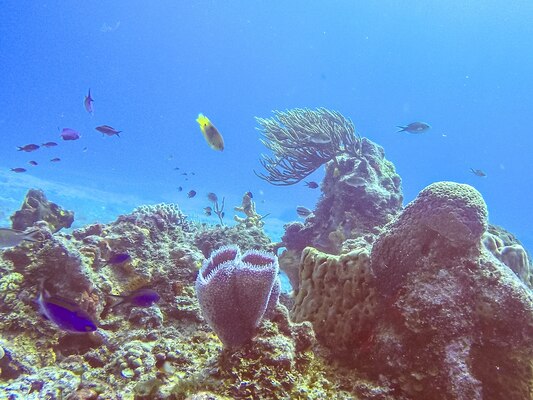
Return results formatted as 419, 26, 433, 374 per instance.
42, 142, 58, 148
29, 161, 38, 166
110, 288, 160, 309
188, 190, 196, 198
37, 288, 97, 333
178, 186, 183, 192
305, 181, 319, 189
397, 122, 431, 134
102, 252, 131, 267
50, 158, 61, 162
11, 168, 26, 173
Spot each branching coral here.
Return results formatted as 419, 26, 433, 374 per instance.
255, 108, 361, 185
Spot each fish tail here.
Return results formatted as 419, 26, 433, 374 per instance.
396, 126, 407, 132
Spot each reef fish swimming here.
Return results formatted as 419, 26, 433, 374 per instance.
470, 168, 487, 177
84, 89, 94, 114
96, 125, 122, 137
0, 228, 40, 248
60, 128, 81, 141
37, 286, 98, 333
110, 288, 161, 310
296, 206, 313, 217
397, 122, 431, 134
17, 144, 40, 152
196, 113, 225, 151
10, 168, 26, 173
305, 181, 319, 189
41, 142, 58, 148
102, 252, 131, 267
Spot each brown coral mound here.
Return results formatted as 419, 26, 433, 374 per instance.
367, 181, 533, 400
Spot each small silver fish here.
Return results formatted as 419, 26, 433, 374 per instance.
0, 228, 40, 249
470, 168, 486, 177
296, 206, 313, 217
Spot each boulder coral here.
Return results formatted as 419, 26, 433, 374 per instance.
367, 181, 533, 399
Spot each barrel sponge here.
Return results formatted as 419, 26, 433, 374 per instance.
291, 247, 377, 353
414, 181, 488, 246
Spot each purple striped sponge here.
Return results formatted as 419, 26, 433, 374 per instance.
195, 245, 280, 348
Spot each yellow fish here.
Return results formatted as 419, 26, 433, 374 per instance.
196, 113, 224, 151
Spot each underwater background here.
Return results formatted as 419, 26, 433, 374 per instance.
1, 1, 531, 249
1, 2, 533, 400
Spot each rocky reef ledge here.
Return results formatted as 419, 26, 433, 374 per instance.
1, 138, 531, 399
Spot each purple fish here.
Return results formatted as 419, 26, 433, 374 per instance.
29, 161, 38, 166
50, 158, 61, 162
42, 142, 58, 148
17, 144, 40, 152
84, 89, 94, 114
110, 288, 160, 310
60, 128, 81, 141
102, 252, 131, 267
11, 167, 26, 173
37, 287, 97, 333
96, 125, 121, 137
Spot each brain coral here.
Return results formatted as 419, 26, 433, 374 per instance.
371, 181, 488, 299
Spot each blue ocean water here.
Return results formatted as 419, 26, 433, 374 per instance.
0, 1, 531, 250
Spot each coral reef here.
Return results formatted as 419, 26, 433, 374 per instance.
10, 188, 74, 233
1, 119, 532, 399
278, 137, 402, 291
194, 224, 272, 258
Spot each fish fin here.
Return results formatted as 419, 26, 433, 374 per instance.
396, 126, 407, 132
109, 298, 125, 310
23, 229, 41, 243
